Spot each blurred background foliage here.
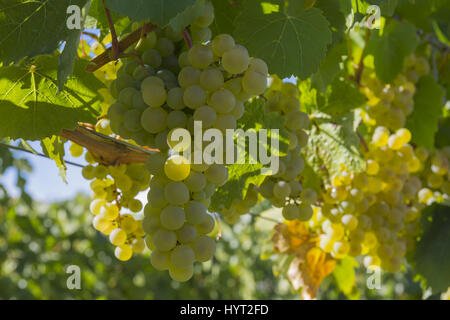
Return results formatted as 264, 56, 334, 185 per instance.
0, 147, 429, 299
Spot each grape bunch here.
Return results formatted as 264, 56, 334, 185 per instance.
260, 77, 315, 221
360, 54, 429, 131
70, 144, 148, 261
308, 127, 426, 272
99, 2, 269, 281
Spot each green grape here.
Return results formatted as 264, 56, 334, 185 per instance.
160, 206, 186, 230
177, 225, 198, 244
133, 65, 155, 81
109, 228, 127, 246
205, 164, 228, 186
156, 37, 175, 57
178, 66, 200, 88
193, 235, 216, 262
115, 244, 133, 261
100, 203, 119, 220
214, 114, 237, 132
116, 174, 133, 191
164, 155, 191, 181
248, 58, 269, 75
210, 89, 236, 114
167, 87, 185, 110
242, 70, 267, 95
193, 1, 214, 27
193, 106, 217, 128
142, 49, 162, 68
131, 238, 146, 254
140, 107, 167, 133
132, 91, 149, 110
285, 111, 309, 131
273, 181, 291, 200
231, 100, 245, 119
108, 102, 127, 123
165, 182, 190, 205
147, 185, 168, 208
151, 250, 170, 270
204, 183, 215, 198
156, 69, 177, 86
90, 199, 107, 215
282, 204, 299, 220
119, 87, 138, 106
82, 165, 96, 180
167, 110, 188, 129
224, 78, 242, 95
123, 109, 142, 132
120, 214, 138, 233
222, 46, 250, 74
212, 34, 235, 57
196, 213, 215, 234
170, 245, 195, 269
128, 199, 143, 212
141, 83, 167, 108
188, 44, 213, 69
183, 85, 206, 109
145, 153, 167, 175
300, 188, 317, 205
169, 263, 194, 282
298, 203, 313, 221
153, 229, 177, 251
143, 214, 160, 234
155, 130, 170, 151
191, 25, 212, 43
199, 68, 224, 92
185, 201, 207, 225
184, 171, 207, 192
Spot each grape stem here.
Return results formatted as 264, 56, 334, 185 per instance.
182, 29, 193, 49
249, 212, 280, 224
354, 29, 371, 86
357, 130, 369, 152
0, 142, 84, 168
102, 0, 119, 60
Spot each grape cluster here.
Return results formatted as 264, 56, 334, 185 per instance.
260, 77, 314, 221
360, 54, 429, 130
308, 127, 426, 272
70, 144, 148, 261
100, 2, 269, 281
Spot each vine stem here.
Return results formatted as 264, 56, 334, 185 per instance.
102, 0, 119, 60
182, 29, 193, 48
249, 212, 281, 224
0, 142, 84, 168
357, 130, 369, 152
354, 28, 371, 86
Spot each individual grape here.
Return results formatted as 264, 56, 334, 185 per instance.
199, 68, 224, 92
183, 85, 206, 109
248, 58, 269, 75
131, 238, 146, 254
212, 34, 235, 57
120, 214, 138, 233
205, 164, 228, 186
109, 228, 127, 246
214, 114, 237, 132
193, 235, 216, 262
210, 89, 236, 114
188, 44, 213, 69
151, 250, 170, 270
298, 203, 313, 221
92, 215, 110, 232
165, 182, 190, 205
141, 83, 167, 108
116, 174, 133, 192
185, 201, 207, 225
388, 133, 404, 150
82, 165, 96, 180
242, 70, 267, 95
185, 171, 207, 192
164, 155, 191, 181
100, 203, 120, 220
395, 128, 411, 144
145, 152, 167, 175
231, 100, 245, 119
285, 111, 309, 130
70, 143, 84, 158
147, 185, 168, 209
140, 107, 167, 133
169, 263, 194, 282
160, 206, 186, 230
282, 204, 300, 220
170, 245, 195, 269
123, 109, 142, 132
156, 37, 175, 57
300, 188, 317, 205
153, 229, 177, 251
178, 66, 200, 88
177, 225, 198, 244
273, 181, 291, 200
222, 45, 250, 75
371, 126, 390, 147
167, 110, 188, 129
191, 25, 212, 43
115, 244, 133, 261
193, 105, 217, 128
196, 213, 215, 234
167, 87, 185, 110
193, 1, 214, 27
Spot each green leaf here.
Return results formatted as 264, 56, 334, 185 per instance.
234, 0, 331, 78
105, 0, 196, 26
367, 20, 419, 83
406, 75, 444, 149
315, 0, 346, 44
58, 1, 91, 91
411, 203, 450, 294
333, 257, 358, 296
435, 117, 450, 149
88, 0, 131, 36
169, 0, 205, 33
210, 0, 243, 35
304, 111, 365, 179
211, 98, 289, 211
0, 55, 104, 140
311, 41, 347, 93
320, 74, 366, 117
0, 0, 87, 63
41, 136, 67, 182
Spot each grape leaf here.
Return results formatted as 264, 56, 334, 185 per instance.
88, 0, 131, 36
411, 203, 450, 294
406, 75, 444, 149
367, 20, 419, 83
320, 74, 366, 117
104, 0, 196, 26
234, 0, 331, 78
435, 117, 450, 149
211, 98, 289, 211
0, 55, 104, 140
0, 0, 87, 64
304, 111, 365, 179
315, 0, 346, 44
333, 257, 358, 296
169, 0, 205, 33
210, 0, 243, 35
41, 136, 67, 182
58, 1, 91, 91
